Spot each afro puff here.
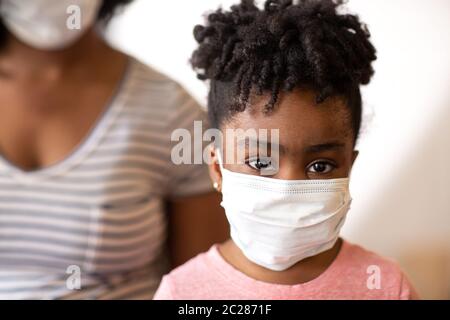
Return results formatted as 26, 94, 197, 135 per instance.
191, 0, 377, 141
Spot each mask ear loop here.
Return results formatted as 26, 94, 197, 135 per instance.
215, 148, 225, 171
212, 148, 224, 192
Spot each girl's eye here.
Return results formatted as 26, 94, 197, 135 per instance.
247, 157, 273, 171
307, 161, 336, 174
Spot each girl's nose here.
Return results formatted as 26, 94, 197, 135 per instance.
272, 161, 307, 180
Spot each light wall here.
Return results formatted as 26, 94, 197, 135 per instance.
105, 0, 450, 299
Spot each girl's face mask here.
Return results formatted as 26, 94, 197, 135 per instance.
217, 149, 352, 271
0, 0, 102, 50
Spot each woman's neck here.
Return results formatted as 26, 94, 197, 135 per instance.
0, 28, 107, 78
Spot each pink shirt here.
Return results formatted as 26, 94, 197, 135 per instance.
153, 240, 418, 300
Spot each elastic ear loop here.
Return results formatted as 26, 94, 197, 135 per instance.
215, 148, 225, 171
213, 149, 225, 193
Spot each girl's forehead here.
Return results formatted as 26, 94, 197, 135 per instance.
225, 89, 353, 147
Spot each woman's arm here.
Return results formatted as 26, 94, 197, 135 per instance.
167, 191, 229, 267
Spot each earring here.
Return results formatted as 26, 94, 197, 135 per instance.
213, 182, 219, 191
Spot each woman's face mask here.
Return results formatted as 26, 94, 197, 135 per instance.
217, 149, 352, 271
0, 0, 103, 50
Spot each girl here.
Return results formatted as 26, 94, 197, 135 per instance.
154, 0, 418, 299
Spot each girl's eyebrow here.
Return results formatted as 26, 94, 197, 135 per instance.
237, 138, 284, 154
304, 142, 345, 153
236, 139, 345, 154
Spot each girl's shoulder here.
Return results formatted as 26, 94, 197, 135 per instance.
336, 240, 419, 299
153, 245, 220, 300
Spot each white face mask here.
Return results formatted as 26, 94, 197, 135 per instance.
0, 0, 103, 50
217, 150, 352, 271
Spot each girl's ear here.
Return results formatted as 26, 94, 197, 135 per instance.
208, 145, 222, 192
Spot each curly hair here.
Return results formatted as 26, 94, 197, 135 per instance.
0, 0, 134, 49
191, 0, 377, 142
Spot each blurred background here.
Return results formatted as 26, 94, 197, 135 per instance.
104, 0, 450, 299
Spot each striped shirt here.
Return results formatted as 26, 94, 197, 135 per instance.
0, 58, 213, 299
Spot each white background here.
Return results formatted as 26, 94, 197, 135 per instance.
105, 0, 450, 299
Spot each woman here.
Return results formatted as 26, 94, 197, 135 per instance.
0, 0, 228, 299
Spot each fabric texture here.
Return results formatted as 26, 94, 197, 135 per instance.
154, 240, 419, 300
0, 58, 212, 299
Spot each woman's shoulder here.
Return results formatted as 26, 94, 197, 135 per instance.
121, 57, 205, 121
126, 57, 187, 93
